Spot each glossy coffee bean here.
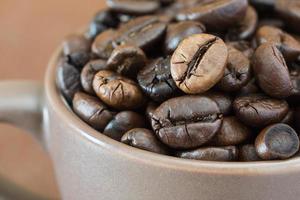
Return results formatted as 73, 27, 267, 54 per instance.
93, 70, 145, 110
226, 6, 258, 41
176, 146, 238, 161
205, 92, 232, 115
121, 128, 169, 154
151, 95, 222, 149
92, 29, 119, 59
226, 40, 254, 59
107, 44, 147, 78
80, 59, 108, 94
171, 34, 228, 94
238, 144, 261, 161
256, 26, 300, 61
255, 123, 299, 160
106, 0, 160, 15
73, 92, 114, 131
233, 94, 289, 127
253, 43, 293, 98
176, 0, 248, 31
57, 57, 82, 103
138, 57, 177, 102
237, 78, 260, 96
164, 21, 206, 54
116, 16, 167, 51
217, 46, 251, 92
211, 116, 252, 146
275, 0, 300, 33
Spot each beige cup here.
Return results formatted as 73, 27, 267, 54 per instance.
1, 47, 300, 200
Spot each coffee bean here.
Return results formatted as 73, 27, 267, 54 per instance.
73, 92, 114, 131
217, 46, 251, 92
226, 6, 258, 41
145, 102, 158, 122
256, 26, 300, 61
255, 123, 299, 160
205, 92, 232, 115
103, 111, 146, 141
107, 44, 147, 77
211, 116, 252, 146
171, 34, 228, 94
57, 57, 82, 103
106, 0, 160, 15
81, 59, 108, 94
151, 95, 222, 149
92, 29, 119, 59
121, 128, 169, 154
226, 40, 254, 59
253, 43, 293, 98
275, 0, 300, 33
176, 0, 248, 31
93, 70, 145, 110
233, 94, 289, 127
238, 144, 261, 161
176, 146, 238, 161
138, 56, 178, 102
164, 21, 206, 54
237, 78, 260, 96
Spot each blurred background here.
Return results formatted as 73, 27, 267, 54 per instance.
0, 0, 105, 199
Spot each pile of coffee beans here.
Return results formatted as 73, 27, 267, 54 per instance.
57, 0, 300, 162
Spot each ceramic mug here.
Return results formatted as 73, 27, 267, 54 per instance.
1, 47, 300, 200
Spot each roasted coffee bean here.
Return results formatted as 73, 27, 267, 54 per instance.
116, 16, 167, 51
138, 57, 177, 102
164, 21, 206, 54
93, 70, 145, 110
73, 92, 114, 131
92, 29, 119, 59
237, 78, 260, 96
107, 44, 147, 77
121, 128, 169, 154
281, 110, 294, 125
171, 34, 228, 94
226, 6, 258, 41
238, 144, 261, 161
81, 59, 108, 94
176, 0, 248, 31
275, 0, 300, 33
57, 57, 82, 103
145, 102, 158, 122
255, 123, 299, 160
104, 111, 146, 141
217, 46, 251, 92
226, 40, 254, 59
233, 94, 289, 127
151, 95, 222, 149
106, 0, 160, 15
205, 92, 232, 115
210, 116, 252, 146
176, 146, 238, 161
253, 43, 293, 98
256, 26, 300, 61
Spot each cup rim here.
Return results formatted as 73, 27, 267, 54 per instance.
45, 46, 300, 175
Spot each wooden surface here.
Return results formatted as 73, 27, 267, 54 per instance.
0, 0, 105, 199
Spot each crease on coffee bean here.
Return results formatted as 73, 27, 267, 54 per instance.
111, 82, 125, 100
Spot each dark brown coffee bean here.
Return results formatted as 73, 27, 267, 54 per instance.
255, 123, 299, 160
164, 21, 206, 55
107, 44, 147, 78
275, 0, 300, 33
238, 144, 261, 161
226, 40, 254, 59
137, 57, 178, 102
253, 43, 293, 98
176, 146, 238, 161
121, 128, 169, 154
106, 0, 160, 15
116, 16, 167, 51
237, 78, 260, 96
81, 59, 108, 94
57, 57, 82, 103
211, 116, 252, 146
92, 29, 119, 59
176, 0, 248, 31
93, 70, 145, 110
73, 92, 114, 131
226, 6, 258, 41
151, 95, 222, 149
256, 26, 300, 61
205, 92, 232, 115
104, 111, 146, 141
171, 34, 228, 94
217, 46, 251, 92
233, 94, 289, 127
